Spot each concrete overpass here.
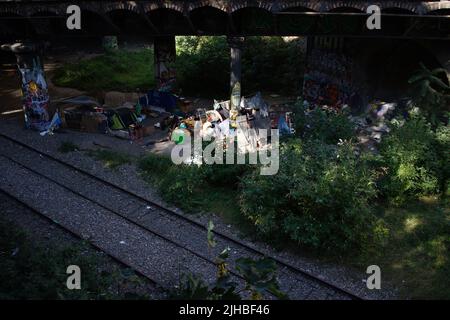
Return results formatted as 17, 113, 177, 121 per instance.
0, 1, 449, 39
1, 1, 449, 108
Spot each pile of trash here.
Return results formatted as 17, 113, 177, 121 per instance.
44, 89, 181, 141
28, 84, 296, 152
166, 92, 295, 147
349, 98, 413, 150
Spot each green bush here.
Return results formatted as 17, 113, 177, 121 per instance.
53, 49, 154, 92
139, 153, 199, 210
242, 37, 304, 95
239, 140, 377, 253
54, 37, 304, 97
176, 36, 305, 97
435, 123, 450, 194
139, 152, 252, 211
0, 219, 148, 299
158, 164, 205, 210
293, 105, 355, 144
176, 36, 230, 98
378, 117, 447, 204
138, 152, 173, 175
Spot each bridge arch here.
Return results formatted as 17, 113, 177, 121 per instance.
188, 1, 228, 13
104, 2, 140, 15
325, 2, 365, 13
278, 1, 319, 12
328, 6, 364, 13
381, 7, 417, 14
190, 6, 229, 34
0, 12, 35, 39
143, 2, 184, 14
230, 1, 273, 13
147, 8, 191, 35
231, 7, 275, 35
106, 9, 148, 35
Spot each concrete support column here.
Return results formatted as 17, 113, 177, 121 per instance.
1, 41, 50, 131
154, 36, 176, 92
227, 36, 245, 111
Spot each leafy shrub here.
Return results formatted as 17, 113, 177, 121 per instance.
139, 151, 252, 211
239, 140, 377, 253
378, 116, 446, 204
158, 164, 205, 210
293, 105, 355, 144
138, 152, 173, 175
434, 123, 450, 194
53, 49, 154, 92
408, 63, 450, 124
176, 36, 305, 97
242, 37, 305, 95
0, 219, 148, 299
176, 36, 230, 98
171, 221, 285, 300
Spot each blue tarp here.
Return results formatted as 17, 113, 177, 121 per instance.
138, 90, 177, 113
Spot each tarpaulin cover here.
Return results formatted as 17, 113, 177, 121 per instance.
138, 90, 177, 113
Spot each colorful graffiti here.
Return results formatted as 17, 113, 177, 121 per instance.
154, 36, 176, 93
19, 58, 51, 131
303, 37, 356, 109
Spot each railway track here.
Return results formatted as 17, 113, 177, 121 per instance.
0, 132, 363, 300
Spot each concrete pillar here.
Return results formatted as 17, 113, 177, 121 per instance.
227, 36, 245, 111
154, 36, 176, 92
1, 41, 51, 131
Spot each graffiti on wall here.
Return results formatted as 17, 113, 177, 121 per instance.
303, 37, 356, 109
19, 58, 51, 131
154, 37, 176, 93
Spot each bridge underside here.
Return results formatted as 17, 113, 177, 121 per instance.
0, 1, 449, 40
1, 1, 449, 110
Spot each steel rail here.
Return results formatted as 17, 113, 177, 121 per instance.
0, 132, 363, 300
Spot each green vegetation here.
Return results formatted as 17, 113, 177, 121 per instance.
138, 108, 449, 298
138, 153, 253, 233
53, 36, 304, 98
171, 221, 285, 300
378, 116, 449, 205
53, 46, 449, 298
240, 139, 378, 253
176, 36, 304, 97
53, 49, 155, 92
408, 63, 450, 124
293, 103, 356, 144
87, 149, 133, 170
0, 218, 150, 299
58, 141, 79, 153
355, 198, 450, 299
